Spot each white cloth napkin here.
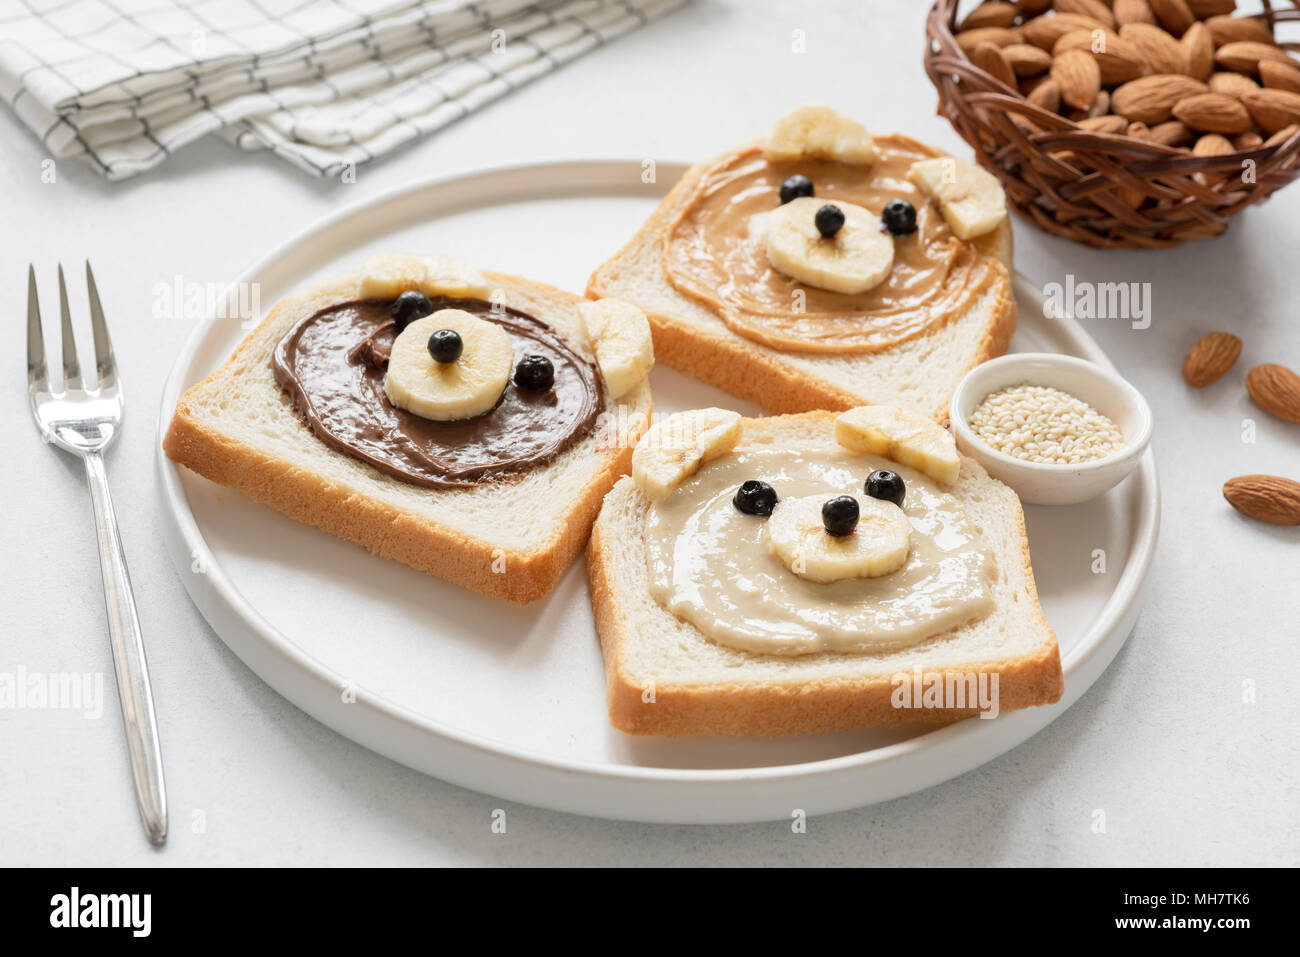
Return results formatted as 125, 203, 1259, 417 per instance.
0, 0, 686, 180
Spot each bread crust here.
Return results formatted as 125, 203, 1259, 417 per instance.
587, 146, 1018, 421
586, 411, 1062, 736
164, 270, 649, 604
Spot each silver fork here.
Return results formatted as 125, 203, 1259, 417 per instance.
27, 263, 167, 845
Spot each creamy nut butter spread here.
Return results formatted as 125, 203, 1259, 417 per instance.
273, 296, 601, 488
662, 136, 1005, 354
644, 448, 995, 655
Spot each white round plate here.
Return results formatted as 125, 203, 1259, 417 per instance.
157, 160, 1160, 824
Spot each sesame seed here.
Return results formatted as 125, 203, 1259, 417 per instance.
969, 383, 1124, 465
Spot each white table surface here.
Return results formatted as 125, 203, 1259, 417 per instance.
3, 0, 1297, 867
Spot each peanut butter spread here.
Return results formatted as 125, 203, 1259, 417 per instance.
662, 136, 1006, 355
644, 447, 996, 656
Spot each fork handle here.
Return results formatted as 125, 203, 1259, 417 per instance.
84, 452, 168, 845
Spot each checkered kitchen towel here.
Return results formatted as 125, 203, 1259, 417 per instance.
0, 0, 685, 180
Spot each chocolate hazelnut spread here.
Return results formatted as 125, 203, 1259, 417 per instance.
272, 296, 601, 488
662, 136, 1006, 355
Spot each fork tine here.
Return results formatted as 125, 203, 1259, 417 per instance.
85, 261, 117, 393
57, 263, 82, 391
27, 265, 49, 395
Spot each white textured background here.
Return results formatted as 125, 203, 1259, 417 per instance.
2, 0, 1297, 866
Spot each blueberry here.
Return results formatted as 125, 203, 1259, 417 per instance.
514, 354, 555, 392
427, 328, 463, 364
391, 290, 433, 331
815, 203, 845, 238
733, 480, 778, 517
865, 469, 906, 507
779, 174, 814, 205
821, 495, 859, 536
881, 199, 918, 236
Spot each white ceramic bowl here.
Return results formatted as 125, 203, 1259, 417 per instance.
949, 353, 1153, 506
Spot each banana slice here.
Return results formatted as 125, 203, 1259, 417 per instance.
765, 197, 895, 294
632, 408, 742, 500
359, 253, 491, 300
835, 405, 961, 485
906, 157, 1007, 241
765, 495, 911, 583
383, 310, 511, 421
577, 298, 654, 399
764, 105, 878, 165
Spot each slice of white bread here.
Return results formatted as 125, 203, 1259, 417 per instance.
164, 270, 652, 604
587, 411, 1062, 736
587, 141, 1017, 422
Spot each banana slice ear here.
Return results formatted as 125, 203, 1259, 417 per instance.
578, 298, 654, 399
835, 406, 961, 485
764, 105, 878, 165
906, 158, 1007, 241
359, 253, 491, 300
632, 408, 742, 500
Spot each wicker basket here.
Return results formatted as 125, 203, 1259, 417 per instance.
925, 0, 1300, 248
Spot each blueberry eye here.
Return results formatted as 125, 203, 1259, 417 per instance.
733, 480, 778, 516
391, 290, 433, 331
865, 469, 906, 507
513, 354, 555, 392
779, 174, 814, 205
881, 199, 918, 237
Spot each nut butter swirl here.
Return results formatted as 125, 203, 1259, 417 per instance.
662, 136, 1006, 354
273, 296, 601, 488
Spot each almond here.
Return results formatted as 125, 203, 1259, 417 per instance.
1150, 0, 1195, 37
1002, 43, 1054, 76
1232, 130, 1263, 149
1052, 48, 1104, 110
1246, 363, 1300, 424
1089, 89, 1112, 118
1148, 118, 1196, 145
1241, 88, 1300, 134
972, 42, 1018, 88
1127, 120, 1153, 138
1080, 115, 1130, 134
1056, 0, 1116, 30
1223, 475, 1300, 526
1182, 331, 1242, 385
1263, 123, 1300, 147
956, 27, 1019, 54
1027, 77, 1063, 112
1113, 74, 1208, 123
1115, 0, 1158, 27
1181, 22, 1215, 80
1193, 132, 1235, 156
1055, 30, 1146, 85
1121, 23, 1189, 75
1214, 41, 1297, 75
1020, 0, 1053, 15
1259, 59, 1300, 95
1173, 91, 1252, 132
1024, 12, 1109, 51
1204, 15, 1274, 48
1208, 70, 1259, 97
1188, 0, 1237, 15
961, 2, 1019, 31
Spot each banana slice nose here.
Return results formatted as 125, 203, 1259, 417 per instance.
383, 309, 512, 422
764, 494, 911, 583
765, 197, 895, 295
